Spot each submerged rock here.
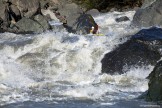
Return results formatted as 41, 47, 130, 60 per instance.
115, 16, 130, 22
132, 0, 162, 27
146, 60, 162, 101
101, 27, 162, 74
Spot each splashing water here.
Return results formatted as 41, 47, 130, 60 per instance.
0, 11, 156, 107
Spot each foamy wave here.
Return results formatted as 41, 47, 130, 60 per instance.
0, 11, 145, 105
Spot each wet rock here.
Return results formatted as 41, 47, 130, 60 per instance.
34, 14, 50, 31
86, 9, 100, 17
132, 0, 162, 27
15, 17, 44, 33
63, 13, 98, 34
59, 3, 83, 27
101, 27, 162, 74
146, 60, 162, 101
73, 14, 98, 34
115, 16, 130, 22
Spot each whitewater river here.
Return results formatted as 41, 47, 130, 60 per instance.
0, 11, 161, 108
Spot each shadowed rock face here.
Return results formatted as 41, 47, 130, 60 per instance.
101, 27, 162, 74
146, 60, 162, 101
72, 0, 144, 12
5, 0, 41, 18
132, 0, 162, 27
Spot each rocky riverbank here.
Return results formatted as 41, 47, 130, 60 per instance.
0, 0, 145, 34
0, 0, 51, 33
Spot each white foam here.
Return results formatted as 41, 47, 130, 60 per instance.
0, 11, 147, 105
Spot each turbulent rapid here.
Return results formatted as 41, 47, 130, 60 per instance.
0, 11, 156, 107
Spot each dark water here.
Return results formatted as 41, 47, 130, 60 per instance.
1, 99, 161, 108
132, 27, 162, 41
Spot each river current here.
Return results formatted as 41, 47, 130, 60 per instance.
0, 11, 161, 108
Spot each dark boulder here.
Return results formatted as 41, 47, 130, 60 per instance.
74, 14, 98, 34
146, 60, 162, 101
132, 0, 162, 27
101, 27, 162, 74
63, 13, 98, 34
115, 16, 130, 22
